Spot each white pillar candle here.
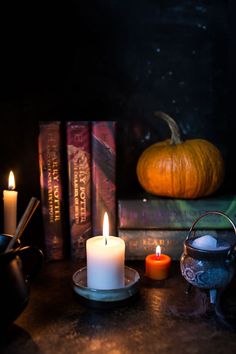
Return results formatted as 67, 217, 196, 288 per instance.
86, 212, 125, 290
3, 171, 18, 235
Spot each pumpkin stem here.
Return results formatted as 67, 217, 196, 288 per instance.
154, 111, 182, 145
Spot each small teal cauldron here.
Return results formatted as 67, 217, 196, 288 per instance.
180, 211, 236, 304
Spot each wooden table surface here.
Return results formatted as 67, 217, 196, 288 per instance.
1, 260, 236, 354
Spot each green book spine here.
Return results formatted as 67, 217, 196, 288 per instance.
118, 196, 236, 230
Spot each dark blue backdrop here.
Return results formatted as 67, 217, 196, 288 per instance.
0, 1, 234, 247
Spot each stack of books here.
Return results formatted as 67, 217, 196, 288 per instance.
118, 195, 236, 260
38, 121, 236, 262
38, 121, 117, 261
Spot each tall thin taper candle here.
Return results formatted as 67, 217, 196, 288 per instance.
4, 171, 18, 235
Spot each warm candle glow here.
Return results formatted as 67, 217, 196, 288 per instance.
103, 212, 109, 245
8, 171, 15, 190
86, 210, 125, 289
4, 170, 18, 235
156, 245, 161, 258
145, 244, 171, 280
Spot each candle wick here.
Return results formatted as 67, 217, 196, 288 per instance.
105, 236, 108, 246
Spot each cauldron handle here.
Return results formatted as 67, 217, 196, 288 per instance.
186, 211, 236, 241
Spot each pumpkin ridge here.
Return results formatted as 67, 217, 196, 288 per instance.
200, 140, 224, 195
193, 140, 213, 196
198, 139, 223, 195
171, 143, 182, 197
190, 139, 208, 196
178, 143, 188, 197
181, 142, 201, 198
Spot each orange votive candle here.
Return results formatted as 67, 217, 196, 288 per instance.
145, 246, 171, 280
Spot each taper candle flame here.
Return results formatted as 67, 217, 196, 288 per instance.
4, 171, 18, 235
8, 171, 15, 190
103, 212, 109, 246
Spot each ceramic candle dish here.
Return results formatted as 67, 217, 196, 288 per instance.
72, 266, 140, 305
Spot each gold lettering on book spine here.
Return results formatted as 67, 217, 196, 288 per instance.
47, 133, 61, 223
73, 147, 89, 225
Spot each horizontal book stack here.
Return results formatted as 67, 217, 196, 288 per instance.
118, 195, 236, 260
38, 120, 117, 261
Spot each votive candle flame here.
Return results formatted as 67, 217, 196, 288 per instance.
145, 245, 171, 280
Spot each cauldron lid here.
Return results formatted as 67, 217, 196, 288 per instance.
185, 211, 236, 259
184, 237, 233, 260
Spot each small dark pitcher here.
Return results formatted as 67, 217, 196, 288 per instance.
0, 234, 43, 328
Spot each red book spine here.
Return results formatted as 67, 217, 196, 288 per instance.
66, 121, 91, 259
38, 121, 65, 261
91, 121, 117, 236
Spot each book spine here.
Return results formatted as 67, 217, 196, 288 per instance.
38, 121, 64, 261
119, 229, 235, 261
91, 121, 117, 236
66, 121, 91, 259
118, 197, 236, 229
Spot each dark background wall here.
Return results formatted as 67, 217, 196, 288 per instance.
0, 0, 234, 249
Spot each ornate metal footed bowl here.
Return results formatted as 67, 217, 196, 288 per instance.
180, 211, 236, 304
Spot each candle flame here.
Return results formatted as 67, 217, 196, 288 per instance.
103, 212, 109, 246
156, 245, 161, 258
8, 171, 15, 190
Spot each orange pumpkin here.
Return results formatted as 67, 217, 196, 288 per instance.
136, 112, 225, 199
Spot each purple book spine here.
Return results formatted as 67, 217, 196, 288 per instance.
38, 121, 64, 261
92, 121, 117, 236
66, 121, 91, 259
